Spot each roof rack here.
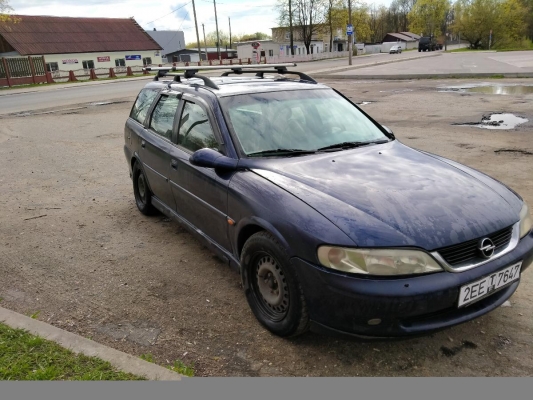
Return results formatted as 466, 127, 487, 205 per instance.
143, 63, 316, 88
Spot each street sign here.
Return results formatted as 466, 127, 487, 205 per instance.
251, 41, 261, 49
346, 24, 353, 36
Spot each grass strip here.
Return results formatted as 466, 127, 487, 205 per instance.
0, 323, 144, 380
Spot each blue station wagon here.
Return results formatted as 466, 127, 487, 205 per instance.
124, 64, 533, 338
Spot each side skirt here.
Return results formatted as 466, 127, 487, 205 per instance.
151, 196, 241, 273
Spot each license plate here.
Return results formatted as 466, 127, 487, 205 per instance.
458, 262, 522, 307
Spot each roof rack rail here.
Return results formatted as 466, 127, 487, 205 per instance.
220, 66, 316, 83
143, 63, 316, 88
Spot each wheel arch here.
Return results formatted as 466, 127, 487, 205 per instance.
131, 153, 154, 194
236, 218, 292, 260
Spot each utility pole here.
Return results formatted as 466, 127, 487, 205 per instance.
213, 0, 221, 60
289, 0, 294, 56
202, 23, 208, 62
348, 0, 352, 65
191, 0, 202, 62
229, 17, 232, 48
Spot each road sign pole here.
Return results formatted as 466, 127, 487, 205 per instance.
348, 0, 352, 66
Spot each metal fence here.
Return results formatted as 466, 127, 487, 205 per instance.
266, 51, 350, 64
0, 56, 52, 87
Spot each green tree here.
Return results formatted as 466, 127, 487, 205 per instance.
408, 0, 451, 37
454, 0, 527, 49
1, 0, 14, 23
238, 32, 272, 41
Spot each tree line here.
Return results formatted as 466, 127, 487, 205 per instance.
276, 0, 533, 53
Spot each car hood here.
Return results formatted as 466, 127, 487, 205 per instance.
245, 141, 522, 250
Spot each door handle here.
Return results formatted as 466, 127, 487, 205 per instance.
141, 140, 146, 148
171, 159, 179, 169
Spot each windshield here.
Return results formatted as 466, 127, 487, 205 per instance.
219, 89, 389, 156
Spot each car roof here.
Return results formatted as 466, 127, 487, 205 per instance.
143, 76, 331, 98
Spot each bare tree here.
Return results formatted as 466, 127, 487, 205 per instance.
278, 0, 328, 54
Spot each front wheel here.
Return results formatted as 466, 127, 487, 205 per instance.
241, 232, 309, 337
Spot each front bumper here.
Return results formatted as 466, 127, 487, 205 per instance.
293, 231, 533, 338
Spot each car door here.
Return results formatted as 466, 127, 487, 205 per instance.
138, 93, 180, 210
168, 96, 232, 251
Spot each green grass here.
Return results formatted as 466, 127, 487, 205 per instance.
0, 323, 144, 380
140, 353, 195, 377
447, 48, 488, 53
168, 360, 195, 377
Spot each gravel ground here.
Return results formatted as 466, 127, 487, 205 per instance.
1, 78, 532, 377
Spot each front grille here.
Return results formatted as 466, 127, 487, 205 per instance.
436, 226, 513, 266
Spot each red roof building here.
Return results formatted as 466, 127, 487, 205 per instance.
0, 15, 163, 70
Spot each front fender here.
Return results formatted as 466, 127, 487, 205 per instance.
228, 170, 355, 265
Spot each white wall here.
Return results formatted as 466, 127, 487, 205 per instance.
236, 41, 280, 60
42, 50, 163, 70
237, 41, 325, 60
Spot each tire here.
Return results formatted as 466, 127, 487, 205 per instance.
132, 161, 156, 216
241, 231, 309, 337
418, 49, 421, 52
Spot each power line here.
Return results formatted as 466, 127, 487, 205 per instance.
197, 0, 276, 7
145, 1, 192, 25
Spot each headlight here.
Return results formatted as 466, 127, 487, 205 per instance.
317, 247, 443, 276
519, 202, 533, 238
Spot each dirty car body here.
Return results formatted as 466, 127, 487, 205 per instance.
123, 66, 533, 338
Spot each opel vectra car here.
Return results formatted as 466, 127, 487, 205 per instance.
124, 64, 533, 338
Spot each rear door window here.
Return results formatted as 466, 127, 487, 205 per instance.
130, 89, 159, 125
149, 95, 180, 140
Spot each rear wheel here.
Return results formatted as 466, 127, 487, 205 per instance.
241, 232, 309, 337
133, 162, 156, 215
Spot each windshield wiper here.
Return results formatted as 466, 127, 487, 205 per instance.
317, 139, 389, 152
247, 149, 317, 157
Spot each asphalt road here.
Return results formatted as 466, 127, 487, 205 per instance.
0, 50, 443, 115
334, 51, 533, 76
0, 79, 150, 115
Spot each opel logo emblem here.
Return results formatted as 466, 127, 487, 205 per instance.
479, 238, 496, 258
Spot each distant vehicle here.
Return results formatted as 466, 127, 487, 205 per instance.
419, 36, 437, 52
389, 45, 402, 54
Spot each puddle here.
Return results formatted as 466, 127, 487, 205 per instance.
495, 149, 532, 156
379, 89, 413, 93
89, 101, 128, 106
455, 113, 528, 130
440, 83, 533, 95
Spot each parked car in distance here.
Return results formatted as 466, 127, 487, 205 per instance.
124, 64, 533, 339
419, 36, 437, 51
389, 45, 402, 54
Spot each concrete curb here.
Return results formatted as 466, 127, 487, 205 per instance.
0, 306, 183, 380
307, 52, 442, 75
313, 72, 533, 80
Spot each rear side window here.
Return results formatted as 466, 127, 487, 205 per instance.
130, 89, 159, 125
178, 102, 219, 152
149, 95, 180, 140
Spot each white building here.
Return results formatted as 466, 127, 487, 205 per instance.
0, 15, 163, 72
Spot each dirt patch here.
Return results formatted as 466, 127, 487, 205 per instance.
1, 79, 533, 376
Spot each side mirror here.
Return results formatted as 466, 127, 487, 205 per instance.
381, 125, 395, 139
189, 148, 239, 171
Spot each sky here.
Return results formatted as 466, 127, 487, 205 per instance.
9, 0, 394, 44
